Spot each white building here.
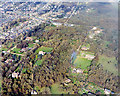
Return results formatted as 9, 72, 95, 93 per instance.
92, 27, 97, 30
104, 89, 111, 94
76, 68, 83, 73
12, 72, 19, 78
31, 90, 37, 95
35, 40, 39, 43
39, 51, 46, 55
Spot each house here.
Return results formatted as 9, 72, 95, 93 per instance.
72, 68, 83, 74
85, 54, 95, 60
39, 51, 46, 55
94, 30, 101, 34
26, 37, 33, 41
65, 79, 71, 83
104, 88, 111, 94
20, 48, 27, 52
12, 71, 19, 78
92, 27, 97, 30
52, 22, 62, 26
31, 90, 37, 95
72, 68, 77, 73
76, 68, 83, 73
35, 40, 39, 43
5, 59, 14, 63
89, 34, 94, 39
81, 46, 89, 50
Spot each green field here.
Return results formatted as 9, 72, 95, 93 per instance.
80, 51, 94, 56
12, 48, 22, 54
35, 59, 43, 66
50, 84, 63, 94
35, 46, 53, 53
74, 56, 91, 69
98, 55, 118, 75
28, 44, 34, 48
1, 48, 8, 51
22, 68, 27, 73
81, 43, 90, 48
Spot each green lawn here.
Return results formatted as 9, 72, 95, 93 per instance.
81, 43, 90, 48
74, 56, 91, 69
35, 59, 43, 66
1, 48, 8, 51
15, 66, 20, 72
28, 44, 34, 48
50, 84, 63, 94
0, 80, 1, 87
35, 46, 53, 53
98, 55, 118, 75
12, 48, 22, 54
22, 68, 27, 73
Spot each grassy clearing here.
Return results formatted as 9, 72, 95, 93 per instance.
35, 59, 43, 66
50, 83, 63, 94
22, 68, 27, 73
104, 41, 111, 47
1, 48, 8, 51
74, 56, 91, 69
35, 46, 53, 53
28, 44, 34, 48
31, 36, 37, 39
81, 43, 90, 48
12, 48, 22, 54
98, 55, 118, 75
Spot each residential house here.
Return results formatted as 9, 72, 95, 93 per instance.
94, 30, 101, 34
35, 40, 39, 43
26, 37, 33, 41
2, 51, 8, 55
31, 90, 37, 95
72, 68, 77, 73
76, 68, 83, 73
104, 88, 111, 94
64, 79, 71, 83
12, 71, 19, 78
5, 59, 14, 63
81, 46, 89, 50
39, 51, 46, 55
92, 27, 97, 30
84, 54, 95, 60
72, 68, 83, 73
20, 48, 27, 52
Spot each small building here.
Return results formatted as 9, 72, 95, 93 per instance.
104, 88, 111, 94
65, 79, 71, 83
26, 37, 33, 41
52, 22, 62, 26
92, 27, 97, 30
5, 59, 14, 63
94, 30, 101, 34
20, 48, 27, 52
72, 68, 77, 73
35, 40, 39, 43
81, 46, 89, 50
2, 51, 8, 55
39, 51, 46, 55
85, 54, 95, 60
12, 71, 19, 78
31, 90, 37, 95
76, 68, 83, 73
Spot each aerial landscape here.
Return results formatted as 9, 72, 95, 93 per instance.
0, 1, 119, 95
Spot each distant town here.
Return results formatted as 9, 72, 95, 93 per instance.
0, 1, 118, 95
